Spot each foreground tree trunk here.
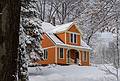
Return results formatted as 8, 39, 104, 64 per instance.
0, 0, 20, 81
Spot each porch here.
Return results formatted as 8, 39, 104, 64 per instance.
56, 47, 90, 66
67, 49, 80, 64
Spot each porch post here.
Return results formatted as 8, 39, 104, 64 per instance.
66, 49, 70, 64
55, 47, 57, 64
88, 51, 90, 65
79, 50, 81, 65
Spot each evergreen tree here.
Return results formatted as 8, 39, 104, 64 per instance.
19, 0, 43, 81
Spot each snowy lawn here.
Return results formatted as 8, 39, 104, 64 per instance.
29, 64, 118, 81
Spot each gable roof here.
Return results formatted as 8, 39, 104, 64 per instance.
51, 22, 73, 33
41, 22, 82, 34
51, 22, 82, 34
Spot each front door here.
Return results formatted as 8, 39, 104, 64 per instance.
67, 49, 79, 64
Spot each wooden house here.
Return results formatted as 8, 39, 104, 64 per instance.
36, 22, 91, 66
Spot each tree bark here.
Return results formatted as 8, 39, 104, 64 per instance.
0, 0, 20, 81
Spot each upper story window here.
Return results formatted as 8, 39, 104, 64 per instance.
59, 48, 64, 59
70, 33, 77, 43
43, 49, 48, 60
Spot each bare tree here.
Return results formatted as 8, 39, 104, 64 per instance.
79, 0, 117, 45
36, 0, 46, 21
101, 3, 120, 80
36, 0, 89, 25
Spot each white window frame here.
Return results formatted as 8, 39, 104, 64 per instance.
59, 48, 64, 59
70, 33, 77, 43
43, 49, 48, 60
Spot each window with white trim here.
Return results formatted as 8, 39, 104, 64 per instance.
43, 49, 48, 60
59, 48, 64, 58
83, 51, 87, 61
70, 33, 77, 43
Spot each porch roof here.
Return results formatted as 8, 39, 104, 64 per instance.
47, 33, 91, 50
56, 43, 91, 50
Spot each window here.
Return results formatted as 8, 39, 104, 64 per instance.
59, 48, 64, 58
83, 51, 87, 61
43, 49, 48, 60
70, 34, 73, 43
70, 33, 77, 43
74, 34, 76, 43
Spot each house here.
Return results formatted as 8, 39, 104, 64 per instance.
36, 22, 91, 66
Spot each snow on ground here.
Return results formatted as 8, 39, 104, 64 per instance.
28, 64, 118, 81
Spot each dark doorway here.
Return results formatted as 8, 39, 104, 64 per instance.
67, 49, 79, 64
74, 51, 79, 64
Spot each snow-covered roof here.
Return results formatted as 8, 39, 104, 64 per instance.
51, 22, 74, 33
41, 22, 56, 33
46, 33, 91, 50
81, 40, 91, 49
57, 43, 91, 50
47, 33, 64, 45
42, 22, 82, 34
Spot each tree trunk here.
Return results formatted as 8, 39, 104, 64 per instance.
42, 0, 46, 21
0, 0, 20, 81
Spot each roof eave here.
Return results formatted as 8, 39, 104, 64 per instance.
56, 44, 91, 50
